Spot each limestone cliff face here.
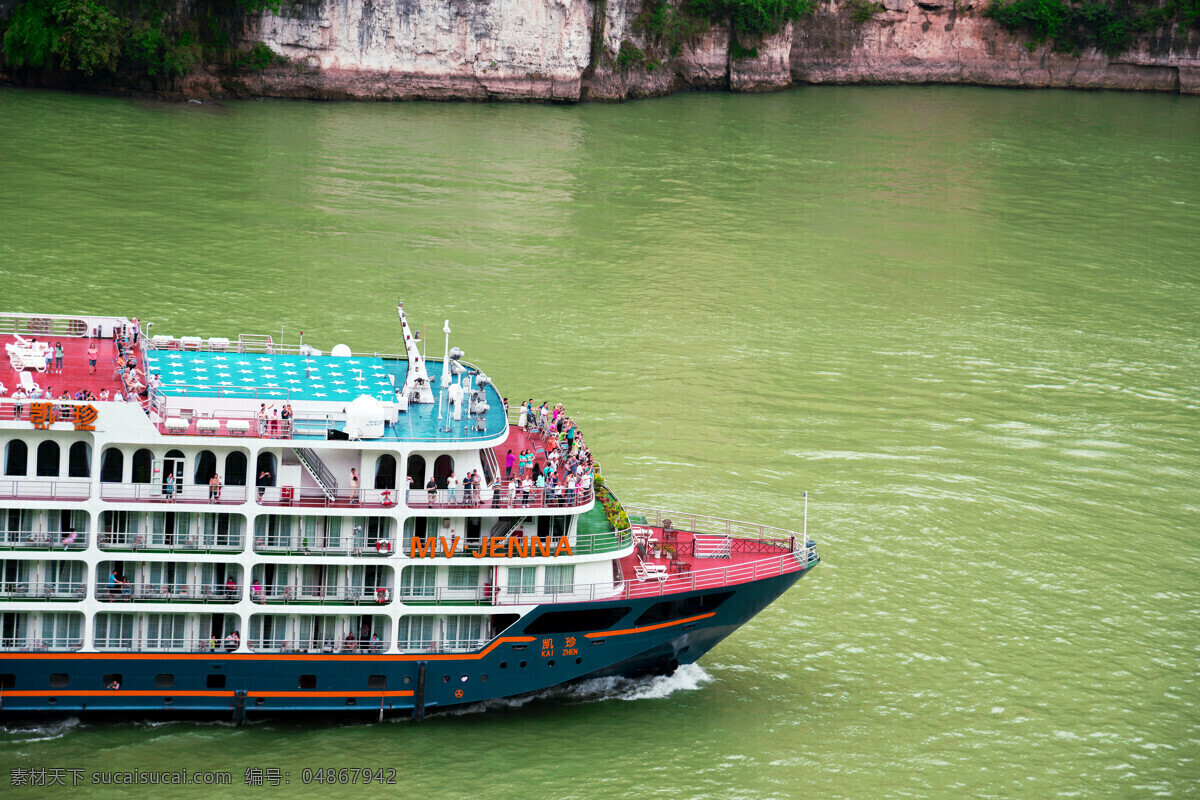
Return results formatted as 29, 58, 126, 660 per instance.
182, 0, 1200, 99
792, 0, 1200, 94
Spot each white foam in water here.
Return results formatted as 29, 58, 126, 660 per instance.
0, 716, 82, 744
433, 663, 714, 717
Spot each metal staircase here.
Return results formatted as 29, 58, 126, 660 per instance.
293, 448, 338, 502
489, 516, 525, 540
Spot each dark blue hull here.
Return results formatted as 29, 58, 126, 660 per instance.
0, 561, 816, 719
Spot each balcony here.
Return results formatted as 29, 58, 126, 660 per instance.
256, 486, 398, 510
250, 584, 392, 606
93, 637, 231, 653
397, 637, 488, 654
404, 483, 593, 511
97, 583, 240, 603
0, 580, 86, 601
248, 638, 386, 654
99, 483, 247, 505
0, 480, 90, 502
0, 637, 82, 652
98, 531, 244, 553
0, 529, 88, 551
253, 536, 394, 558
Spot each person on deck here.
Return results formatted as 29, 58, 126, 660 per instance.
53, 342, 64, 372
209, 473, 222, 501
87, 342, 98, 375
349, 468, 360, 505
426, 477, 437, 506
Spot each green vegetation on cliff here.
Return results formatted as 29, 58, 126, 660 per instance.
1, 0, 283, 79
986, 0, 1200, 56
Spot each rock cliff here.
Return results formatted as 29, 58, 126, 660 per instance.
6, 0, 1199, 99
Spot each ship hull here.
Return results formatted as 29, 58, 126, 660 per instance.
0, 561, 816, 719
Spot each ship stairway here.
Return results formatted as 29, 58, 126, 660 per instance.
479, 448, 500, 485
693, 533, 733, 559
293, 447, 338, 502
489, 515, 526, 540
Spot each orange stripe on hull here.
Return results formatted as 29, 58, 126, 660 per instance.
586, 612, 716, 638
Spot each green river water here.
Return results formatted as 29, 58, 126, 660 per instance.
1, 86, 1198, 799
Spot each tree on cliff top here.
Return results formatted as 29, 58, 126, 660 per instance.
685, 0, 816, 37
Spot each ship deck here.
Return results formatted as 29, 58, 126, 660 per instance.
1, 335, 127, 400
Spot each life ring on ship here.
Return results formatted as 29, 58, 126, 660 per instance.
376, 587, 389, 604
380, 490, 393, 505
376, 539, 392, 554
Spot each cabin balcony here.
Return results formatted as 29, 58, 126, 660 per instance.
247, 637, 388, 654
95, 583, 241, 604
256, 486, 397, 510
250, 583, 393, 606
92, 637, 227, 653
0, 529, 88, 551
98, 531, 245, 553
99, 483, 248, 505
0, 580, 86, 601
0, 479, 90, 502
404, 482, 593, 512
397, 637, 489, 654
0, 637, 82, 652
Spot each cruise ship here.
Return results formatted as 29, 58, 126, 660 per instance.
0, 303, 819, 720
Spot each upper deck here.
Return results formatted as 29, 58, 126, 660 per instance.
147, 347, 508, 444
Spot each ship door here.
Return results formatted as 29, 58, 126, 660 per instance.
161, 450, 185, 496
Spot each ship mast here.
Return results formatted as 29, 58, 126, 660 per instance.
397, 300, 434, 404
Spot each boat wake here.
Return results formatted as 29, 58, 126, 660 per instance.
0, 716, 82, 744
436, 663, 714, 717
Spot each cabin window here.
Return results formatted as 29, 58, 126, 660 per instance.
36, 441, 60, 477
68, 442, 91, 478
524, 607, 632, 635
155, 674, 175, 688
432, 455, 453, 489
131, 449, 153, 483
374, 454, 397, 489
255, 453, 277, 487
98, 448, 124, 482
49, 673, 69, 688
405, 455, 426, 489
4, 440, 27, 476
368, 675, 386, 689
506, 567, 536, 595
206, 674, 225, 688
544, 565, 575, 594
194, 450, 217, 485
298, 674, 317, 689
225, 451, 248, 486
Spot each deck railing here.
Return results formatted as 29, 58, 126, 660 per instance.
397, 637, 489, 654
248, 638, 386, 654
0, 529, 88, 550
0, 480, 91, 501
252, 537, 394, 557
94, 638, 232, 652
96, 583, 241, 603
250, 584, 392, 605
0, 581, 86, 600
99, 483, 248, 505
255, 486, 397, 509
0, 637, 83, 652
98, 531, 245, 553
404, 483, 593, 511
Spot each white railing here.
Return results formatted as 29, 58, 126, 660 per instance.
98, 531, 245, 552
397, 637, 489, 654
253, 536, 394, 557
405, 483, 593, 510
0, 529, 88, 550
99, 483, 248, 505
94, 637, 226, 652
255, 486, 396, 509
0, 480, 91, 501
250, 584, 392, 605
248, 638, 387, 654
0, 637, 83, 652
0, 581, 87, 600
96, 583, 240, 603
